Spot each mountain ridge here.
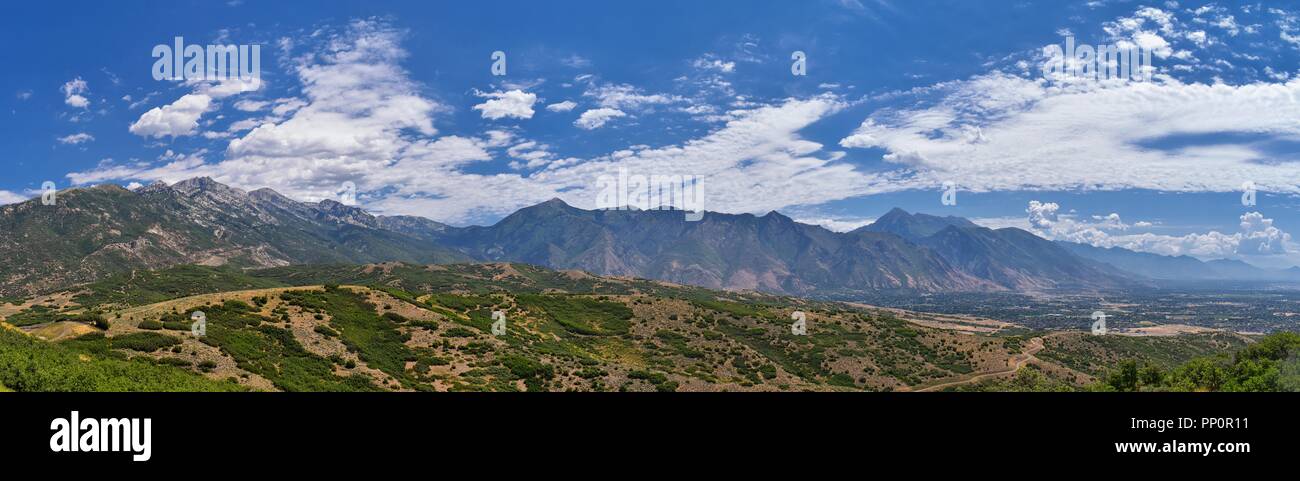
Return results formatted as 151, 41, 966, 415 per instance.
0, 177, 1228, 298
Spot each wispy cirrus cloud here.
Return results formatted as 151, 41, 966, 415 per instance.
57, 133, 95, 145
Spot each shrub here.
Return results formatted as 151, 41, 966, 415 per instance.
112, 332, 182, 352
499, 354, 554, 379
444, 327, 477, 338
314, 325, 340, 338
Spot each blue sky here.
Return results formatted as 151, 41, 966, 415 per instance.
4, 0, 1300, 267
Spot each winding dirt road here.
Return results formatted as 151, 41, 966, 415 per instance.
912, 336, 1045, 392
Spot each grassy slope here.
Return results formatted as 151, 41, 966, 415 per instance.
0, 327, 243, 392
3, 262, 1284, 392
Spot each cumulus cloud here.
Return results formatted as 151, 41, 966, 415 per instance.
1025, 200, 1294, 259
61, 78, 90, 108
72, 49, 860, 225
0, 190, 28, 205
129, 93, 213, 138
77, 20, 445, 206
574, 108, 626, 129
472, 89, 538, 120
129, 78, 259, 138
66, 20, 875, 225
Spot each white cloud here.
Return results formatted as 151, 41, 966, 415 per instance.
61, 78, 90, 108
839, 72, 1300, 196
67, 22, 868, 225
1025, 200, 1294, 259
129, 93, 213, 138
1238, 211, 1292, 255
560, 54, 591, 69
227, 118, 264, 132
584, 83, 682, 109
234, 99, 268, 111
0, 190, 27, 205
574, 108, 626, 129
472, 89, 537, 120
971, 216, 1033, 230
794, 216, 874, 232
128, 92, 159, 110
693, 55, 736, 73
270, 98, 307, 116
16, 90, 32, 101
57, 133, 95, 145
128, 78, 259, 138
546, 100, 577, 112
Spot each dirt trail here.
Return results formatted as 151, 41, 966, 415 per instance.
912, 336, 1045, 392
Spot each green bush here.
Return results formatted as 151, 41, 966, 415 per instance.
0, 328, 241, 391
499, 354, 554, 379
112, 332, 182, 352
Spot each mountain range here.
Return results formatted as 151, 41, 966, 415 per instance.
1, 177, 1292, 298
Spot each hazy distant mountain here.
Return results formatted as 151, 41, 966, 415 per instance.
855, 209, 1132, 290
1059, 241, 1300, 282
0, 177, 1142, 297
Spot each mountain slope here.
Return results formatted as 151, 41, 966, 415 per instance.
915, 225, 1134, 290
856, 207, 978, 241
430, 201, 996, 294
0, 177, 1139, 298
1059, 241, 1300, 282
0, 178, 467, 296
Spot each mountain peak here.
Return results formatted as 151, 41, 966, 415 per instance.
171, 176, 223, 192
857, 207, 978, 241
519, 197, 578, 213
135, 180, 171, 195
761, 210, 793, 223
542, 197, 570, 207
